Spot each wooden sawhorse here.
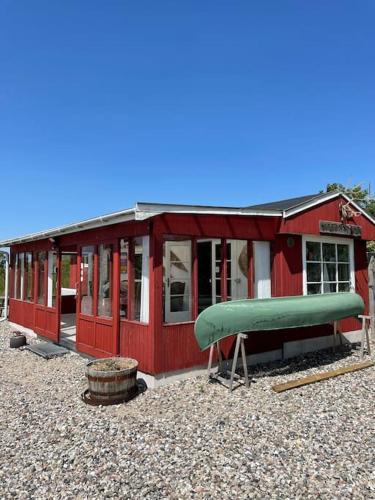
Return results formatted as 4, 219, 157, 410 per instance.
207, 333, 250, 392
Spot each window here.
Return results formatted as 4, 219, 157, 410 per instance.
133, 236, 149, 322
98, 244, 112, 317
197, 240, 220, 313
164, 239, 191, 323
81, 246, 94, 315
47, 251, 57, 307
197, 239, 248, 315
25, 252, 33, 302
13, 253, 22, 299
37, 252, 46, 305
226, 240, 248, 301
303, 237, 354, 295
120, 239, 129, 318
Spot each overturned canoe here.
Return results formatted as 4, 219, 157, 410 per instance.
194, 293, 364, 351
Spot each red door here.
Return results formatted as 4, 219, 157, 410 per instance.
76, 241, 119, 358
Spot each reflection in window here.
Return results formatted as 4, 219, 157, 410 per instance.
305, 239, 352, 295
98, 244, 112, 317
37, 252, 46, 305
120, 239, 128, 318
81, 246, 94, 315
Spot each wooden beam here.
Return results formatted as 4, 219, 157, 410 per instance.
272, 361, 374, 393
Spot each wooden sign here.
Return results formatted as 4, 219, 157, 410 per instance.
320, 220, 362, 237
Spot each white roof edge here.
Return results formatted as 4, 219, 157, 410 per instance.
0, 201, 284, 247
135, 202, 282, 218
283, 191, 375, 226
0, 208, 136, 247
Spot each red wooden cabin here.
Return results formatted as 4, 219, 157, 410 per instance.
2, 191, 375, 385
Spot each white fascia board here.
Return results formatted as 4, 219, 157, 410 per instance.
0, 209, 136, 247
283, 192, 340, 218
283, 191, 375, 226
135, 202, 282, 219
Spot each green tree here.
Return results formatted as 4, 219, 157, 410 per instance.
324, 183, 375, 252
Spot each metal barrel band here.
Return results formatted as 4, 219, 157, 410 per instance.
89, 386, 137, 398
81, 386, 139, 406
87, 371, 135, 383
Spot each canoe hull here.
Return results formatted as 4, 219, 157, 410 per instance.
194, 293, 365, 351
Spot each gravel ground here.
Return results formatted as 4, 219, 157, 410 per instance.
1, 321, 375, 499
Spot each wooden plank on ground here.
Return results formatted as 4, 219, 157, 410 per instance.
272, 360, 374, 393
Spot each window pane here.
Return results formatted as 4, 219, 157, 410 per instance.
120, 239, 128, 318
227, 279, 232, 297
47, 252, 57, 307
13, 254, 19, 299
164, 240, 191, 321
323, 243, 336, 262
98, 244, 112, 317
323, 263, 336, 282
134, 237, 143, 321
323, 282, 337, 293
226, 243, 231, 259
307, 283, 321, 295
134, 280, 142, 319
338, 263, 350, 282
171, 294, 189, 312
81, 246, 94, 315
25, 253, 33, 302
197, 241, 212, 313
337, 244, 349, 262
338, 282, 350, 292
133, 236, 149, 323
226, 260, 232, 278
19, 253, 25, 300
306, 242, 321, 261
307, 263, 321, 282
37, 252, 46, 305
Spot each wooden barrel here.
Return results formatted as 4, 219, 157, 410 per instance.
85, 357, 138, 405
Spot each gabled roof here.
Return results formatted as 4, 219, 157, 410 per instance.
1, 191, 374, 247
247, 192, 329, 211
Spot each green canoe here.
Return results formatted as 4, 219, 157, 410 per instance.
194, 293, 365, 351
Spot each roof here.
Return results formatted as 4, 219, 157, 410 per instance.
1, 191, 374, 247
247, 193, 328, 211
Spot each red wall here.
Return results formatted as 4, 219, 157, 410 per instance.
280, 196, 375, 240
7, 196, 374, 375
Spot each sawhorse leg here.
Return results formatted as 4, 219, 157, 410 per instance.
229, 333, 249, 391
207, 341, 223, 378
359, 315, 372, 359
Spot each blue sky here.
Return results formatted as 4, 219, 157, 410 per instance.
0, 0, 374, 240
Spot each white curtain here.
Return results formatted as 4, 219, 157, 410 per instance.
253, 241, 271, 299
140, 236, 150, 323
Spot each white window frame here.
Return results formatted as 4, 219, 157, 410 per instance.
302, 235, 355, 295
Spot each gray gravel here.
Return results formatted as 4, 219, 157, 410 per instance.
1, 321, 375, 499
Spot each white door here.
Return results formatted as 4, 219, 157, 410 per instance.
164, 241, 192, 323
253, 241, 271, 298
227, 240, 248, 300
